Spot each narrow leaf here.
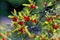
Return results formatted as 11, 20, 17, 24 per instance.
23, 4, 30, 6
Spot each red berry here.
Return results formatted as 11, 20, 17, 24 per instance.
32, 19, 37, 23
52, 24, 58, 30
30, 4, 36, 9
24, 16, 30, 21
12, 16, 18, 22
18, 21, 24, 26
1, 38, 5, 40
46, 17, 53, 22
44, 2, 48, 6
19, 27, 24, 33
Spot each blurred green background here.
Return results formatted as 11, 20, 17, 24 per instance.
0, 0, 28, 17
0, 0, 55, 17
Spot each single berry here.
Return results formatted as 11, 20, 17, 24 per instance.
24, 16, 30, 21
30, 4, 36, 9
19, 27, 24, 33
12, 16, 18, 22
46, 17, 53, 22
32, 19, 37, 23
18, 21, 24, 26
52, 24, 58, 30
1, 38, 5, 40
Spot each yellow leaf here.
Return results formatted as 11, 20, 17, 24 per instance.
45, 21, 49, 24
53, 29, 57, 36
12, 28, 19, 32
41, 34, 46, 37
0, 26, 3, 29
53, 29, 56, 33
26, 9, 30, 15
25, 26, 31, 37
48, 2, 52, 6
18, 12, 23, 18
36, 35, 39, 38
14, 9, 17, 15
30, 16, 34, 20
8, 15, 13, 18
31, 14, 36, 20
1, 33, 7, 38
23, 4, 30, 6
